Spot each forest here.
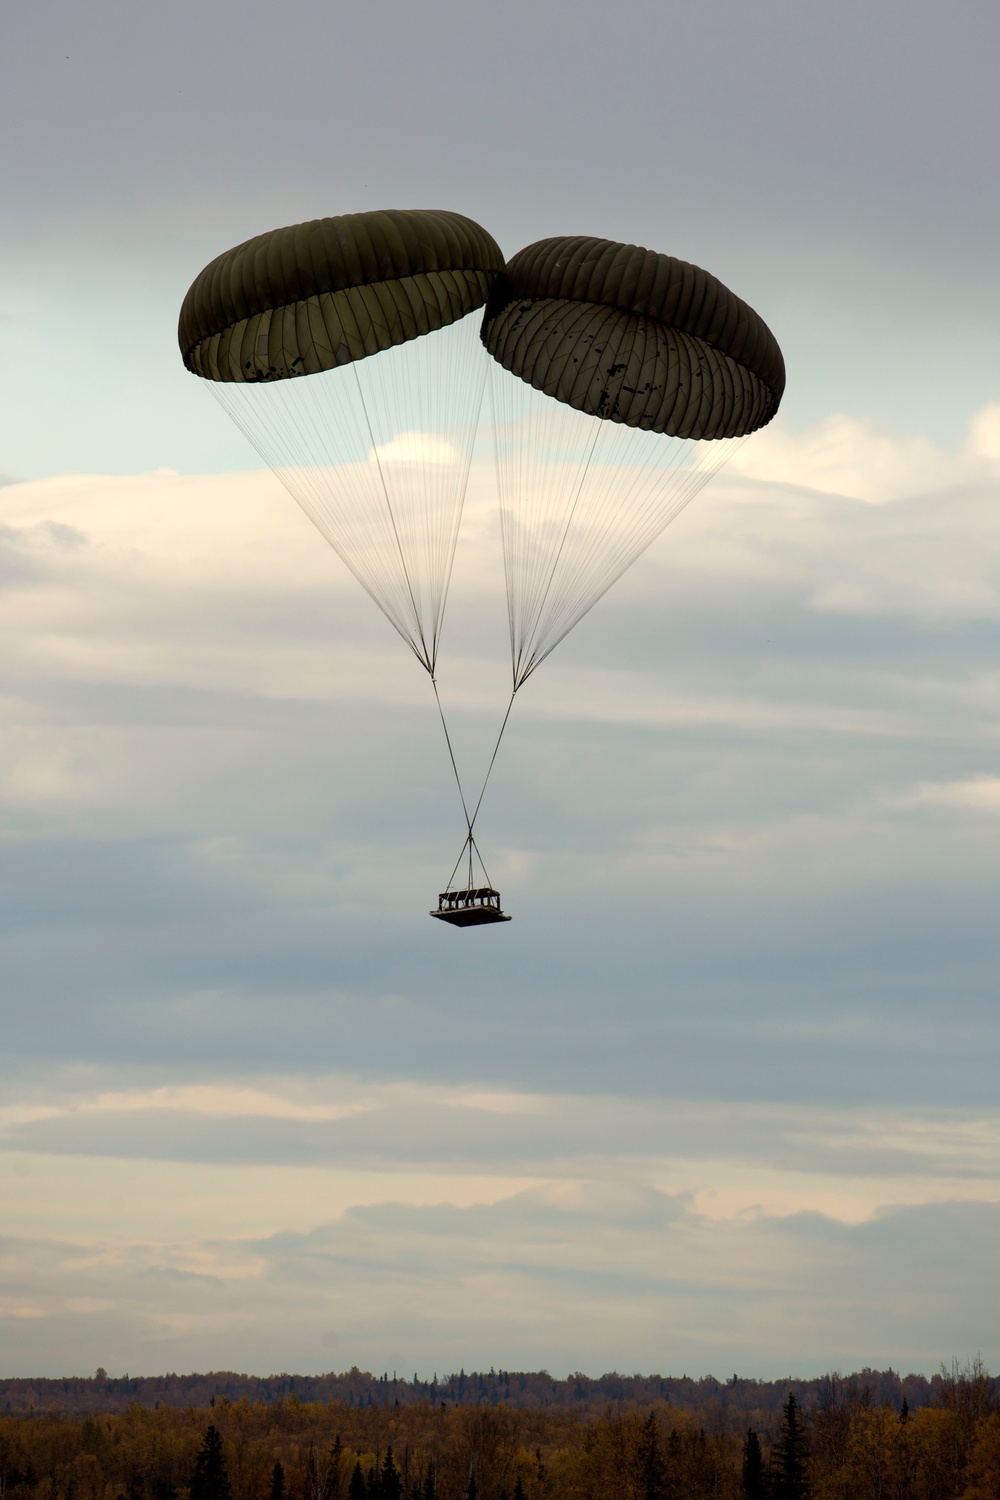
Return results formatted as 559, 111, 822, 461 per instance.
0, 1362, 998, 1500
0, 1368, 958, 1420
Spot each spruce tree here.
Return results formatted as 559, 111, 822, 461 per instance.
639, 1413, 664, 1500
269, 1464, 285, 1500
742, 1430, 765, 1500
380, 1451, 401, 1500
663, 1428, 682, 1500
189, 1427, 232, 1500
770, 1394, 808, 1500
348, 1462, 366, 1500
422, 1468, 437, 1500
305, 1448, 322, 1500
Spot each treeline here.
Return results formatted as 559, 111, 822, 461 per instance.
0, 1367, 948, 1420
0, 1361, 997, 1499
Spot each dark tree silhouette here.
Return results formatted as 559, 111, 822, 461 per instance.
348, 1462, 366, 1500
742, 1429, 766, 1500
190, 1427, 232, 1500
663, 1428, 682, 1500
269, 1463, 285, 1500
330, 1438, 344, 1500
380, 1450, 402, 1500
771, 1395, 808, 1500
639, 1413, 665, 1500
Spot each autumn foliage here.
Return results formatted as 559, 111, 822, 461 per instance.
0, 1362, 997, 1500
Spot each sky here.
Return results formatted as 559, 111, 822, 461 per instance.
1, 0, 1000, 1381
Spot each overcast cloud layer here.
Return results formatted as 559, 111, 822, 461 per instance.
2, 0, 1000, 1381
2, 408, 1000, 1376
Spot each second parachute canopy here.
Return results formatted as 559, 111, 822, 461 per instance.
481, 235, 785, 688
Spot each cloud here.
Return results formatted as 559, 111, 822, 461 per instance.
2, 1180, 999, 1378
730, 406, 1000, 503
2, 403, 1000, 1371
371, 431, 464, 467
968, 401, 1000, 462
5, 1069, 1000, 1213
900, 776, 1000, 813
3, 0, 1000, 1382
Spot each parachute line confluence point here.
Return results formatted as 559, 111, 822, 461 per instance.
444, 831, 494, 895
209, 315, 488, 677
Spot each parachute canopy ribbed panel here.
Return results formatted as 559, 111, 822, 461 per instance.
482, 236, 784, 440
180, 210, 505, 674
180, 209, 504, 383
481, 236, 784, 688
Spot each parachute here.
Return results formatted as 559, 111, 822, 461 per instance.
180, 208, 514, 920
481, 235, 785, 690
179, 208, 505, 676
180, 218, 783, 927
435, 235, 786, 890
